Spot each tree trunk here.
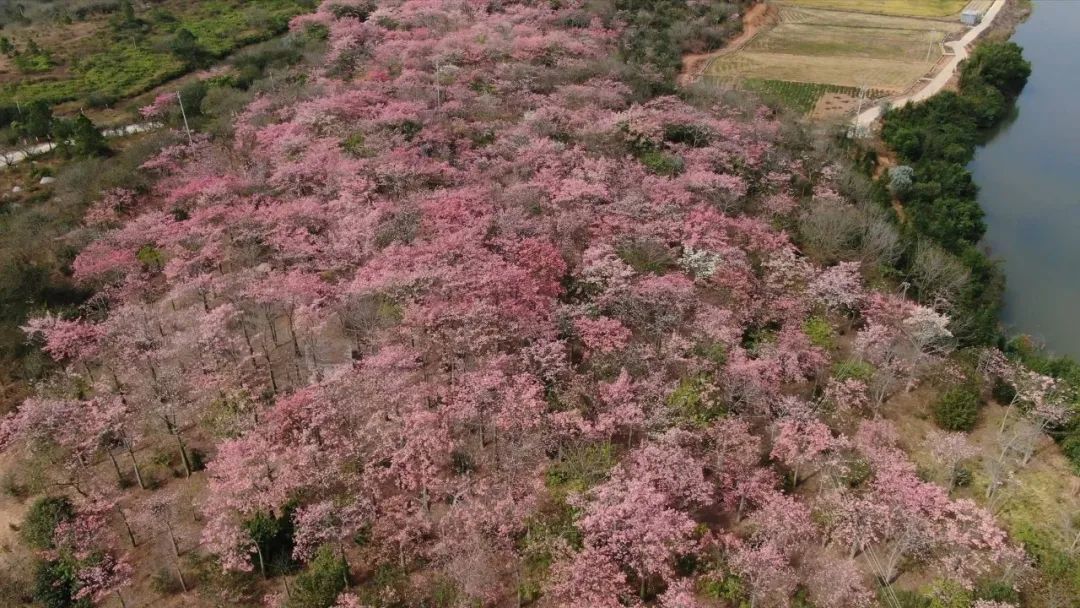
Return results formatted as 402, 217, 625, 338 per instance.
255, 542, 267, 579
176, 561, 188, 593
127, 446, 145, 490
288, 311, 302, 358
116, 589, 127, 608
107, 450, 124, 484
338, 541, 350, 586
168, 524, 181, 559
240, 317, 256, 358
117, 506, 136, 547
174, 432, 192, 478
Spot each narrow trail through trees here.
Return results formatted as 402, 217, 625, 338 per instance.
679, 2, 776, 86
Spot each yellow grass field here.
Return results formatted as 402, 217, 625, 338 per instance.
705, 7, 964, 93
707, 52, 930, 91
775, 0, 972, 19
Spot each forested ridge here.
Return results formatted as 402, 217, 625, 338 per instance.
1, 2, 1078, 608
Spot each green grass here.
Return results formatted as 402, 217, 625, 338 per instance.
0, 0, 311, 106
13, 52, 54, 74
743, 79, 880, 115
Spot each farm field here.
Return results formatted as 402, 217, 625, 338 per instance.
742, 78, 887, 115
704, 4, 968, 114
743, 22, 952, 62
775, 0, 972, 18
708, 51, 934, 91
0, 0, 312, 108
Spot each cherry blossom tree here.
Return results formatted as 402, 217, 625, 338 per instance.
770, 417, 835, 486
545, 547, 635, 608
926, 430, 978, 490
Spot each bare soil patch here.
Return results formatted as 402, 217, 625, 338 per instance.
809, 91, 861, 118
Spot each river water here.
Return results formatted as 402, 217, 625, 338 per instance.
969, 0, 1080, 358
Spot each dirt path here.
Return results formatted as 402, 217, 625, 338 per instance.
854, 0, 1007, 128
679, 2, 776, 86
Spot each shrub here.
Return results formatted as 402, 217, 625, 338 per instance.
179, 81, 209, 118
960, 41, 1031, 99
1, 472, 29, 499
991, 377, 1017, 405
926, 579, 972, 608
615, 237, 675, 274
285, 546, 348, 608
840, 457, 872, 488
33, 559, 85, 608
150, 567, 185, 595
638, 150, 685, 176
832, 359, 874, 382
328, 2, 375, 21
663, 123, 710, 147
802, 316, 835, 349
692, 339, 728, 366
170, 28, 210, 67
668, 374, 725, 426
71, 114, 109, 158
85, 92, 118, 109
136, 244, 165, 270
888, 165, 914, 198
185, 552, 260, 605
545, 442, 616, 493
188, 448, 207, 472
953, 466, 972, 487
974, 579, 1020, 604
932, 386, 981, 432
22, 496, 73, 550
244, 506, 298, 577
888, 589, 930, 608
0, 565, 34, 606
339, 131, 370, 158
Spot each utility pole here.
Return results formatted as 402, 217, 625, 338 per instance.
435, 58, 442, 112
851, 83, 868, 138
177, 91, 192, 145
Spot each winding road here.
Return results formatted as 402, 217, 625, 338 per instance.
0, 122, 160, 169
854, 0, 1007, 129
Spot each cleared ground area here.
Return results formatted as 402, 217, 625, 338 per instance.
775, 0, 972, 18
702, 3, 973, 115
706, 6, 964, 92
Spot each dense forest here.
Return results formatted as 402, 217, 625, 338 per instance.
1, 2, 1078, 608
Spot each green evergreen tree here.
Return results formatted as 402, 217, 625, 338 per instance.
285, 546, 348, 608
17, 100, 53, 140
71, 113, 109, 158
170, 28, 209, 67
22, 496, 74, 550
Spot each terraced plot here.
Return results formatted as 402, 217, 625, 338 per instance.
742, 79, 888, 115
745, 23, 951, 62
775, 0, 971, 18
705, 6, 965, 102
708, 51, 928, 91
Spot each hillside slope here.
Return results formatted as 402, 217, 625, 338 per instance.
0, 2, 1075, 607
